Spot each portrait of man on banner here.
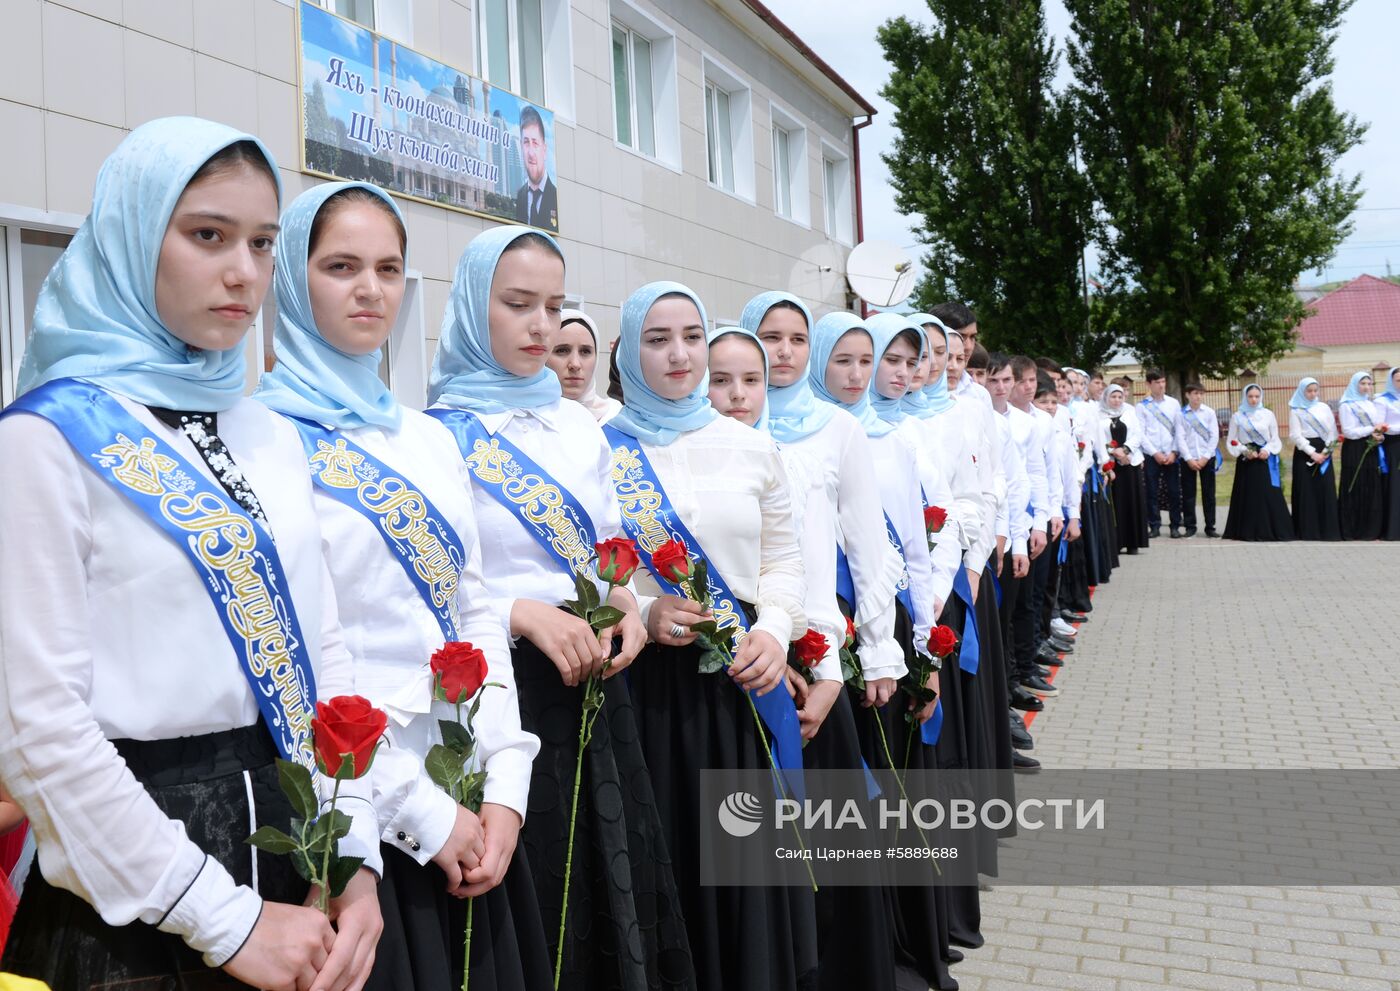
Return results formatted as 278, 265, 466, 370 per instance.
514, 104, 558, 231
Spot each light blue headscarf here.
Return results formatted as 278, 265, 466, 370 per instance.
738, 290, 833, 442
865, 312, 925, 428
427, 225, 565, 412
706, 324, 770, 432
809, 311, 891, 437
17, 116, 281, 411
902, 312, 956, 417
1380, 366, 1400, 403
1237, 384, 1265, 416
610, 281, 718, 445
255, 182, 403, 430
1289, 377, 1320, 410
1339, 370, 1372, 404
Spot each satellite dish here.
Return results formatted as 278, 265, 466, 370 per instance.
845, 240, 916, 308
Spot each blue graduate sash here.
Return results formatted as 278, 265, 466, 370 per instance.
1141, 397, 1176, 436
882, 516, 917, 619
950, 566, 981, 677
835, 519, 915, 621
1238, 413, 1282, 488
288, 418, 465, 642
426, 409, 599, 575
602, 425, 804, 779
1296, 407, 1333, 475
924, 699, 943, 747
1348, 404, 1391, 474
4, 380, 318, 767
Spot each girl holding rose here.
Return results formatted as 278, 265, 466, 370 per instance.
1287, 377, 1342, 541
611, 282, 816, 991
254, 181, 547, 990
1223, 385, 1294, 542
0, 119, 381, 990
427, 231, 695, 991
1338, 371, 1387, 541
1100, 384, 1152, 553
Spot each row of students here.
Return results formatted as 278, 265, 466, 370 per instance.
0, 117, 1156, 991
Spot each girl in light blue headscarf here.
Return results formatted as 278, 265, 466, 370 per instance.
1287, 376, 1342, 540
426, 235, 695, 990
1379, 366, 1400, 540
738, 291, 834, 442
0, 117, 395, 989
863, 312, 924, 429
1222, 385, 1293, 541
1337, 370, 1388, 539
706, 324, 771, 432
615, 283, 815, 990
901, 312, 956, 418
810, 311, 893, 437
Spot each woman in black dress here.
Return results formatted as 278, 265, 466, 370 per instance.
1378, 366, 1400, 540
1223, 385, 1294, 541
1337, 370, 1388, 541
1100, 384, 1150, 553
1287, 377, 1342, 541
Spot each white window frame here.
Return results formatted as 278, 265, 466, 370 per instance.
768, 102, 809, 227
820, 140, 854, 246
475, 0, 575, 122
701, 54, 755, 203
608, 0, 681, 172
316, 0, 413, 44
0, 205, 84, 407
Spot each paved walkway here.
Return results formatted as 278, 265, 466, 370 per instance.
954, 535, 1400, 990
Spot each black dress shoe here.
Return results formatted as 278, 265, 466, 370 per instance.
1008, 708, 1026, 729
1183, 527, 1197, 537
1009, 721, 1033, 750
1021, 673, 1059, 696
1061, 609, 1089, 623
1148, 526, 1161, 539
1013, 751, 1041, 772
1036, 649, 1064, 667
1170, 526, 1182, 538
1010, 687, 1044, 712
1047, 637, 1075, 654
1205, 529, 1220, 538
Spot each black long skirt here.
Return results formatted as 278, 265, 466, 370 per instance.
1112, 464, 1150, 553
628, 638, 818, 991
2, 725, 306, 990
1101, 476, 1121, 572
1290, 442, 1341, 541
368, 842, 553, 991
1223, 457, 1294, 541
1339, 438, 1384, 540
800, 681, 896, 991
1382, 435, 1400, 540
512, 636, 696, 991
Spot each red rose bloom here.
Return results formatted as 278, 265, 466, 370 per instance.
1101, 461, 1115, 473
651, 538, 692, 583
923, 506, 948, 534
313, 695, 388, 779
927, 625, 959, 659
793, 630, 829, 668
844, 616, 856, 650
1108, 440, 1119, 449
431, 641, 489, 705
594, 537, 641, 585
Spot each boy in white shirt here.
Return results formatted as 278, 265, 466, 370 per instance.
1175, 382, 1221, 537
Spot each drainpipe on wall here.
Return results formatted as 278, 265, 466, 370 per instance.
852, 113, 873, 317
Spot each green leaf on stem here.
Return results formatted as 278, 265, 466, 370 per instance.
574, 570, 601, 615
276, 758, 318, 822
689, 619, 719, 638
461, 769, 488, 814
310, 809, 353, 850
690, 559, 712, 608
425, 743, 466, 795
588, 605, 626, 631
326, 855, 365, 898
246, 826, 300, 855
290, 845, 315, 886
439, 719, 473, 755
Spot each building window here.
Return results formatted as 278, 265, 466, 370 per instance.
702, 57, 754, 200
478, 0, 547, 104
333, 0, 374, 28
769, 105, 809, 225
611, 22, 655, 157
822, 145, 853, 244
321, 0, 413, 45
2, 225, 77, 406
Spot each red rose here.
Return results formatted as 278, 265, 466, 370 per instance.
793, 630, 829, 668
1101, 461, 1115, 473
927, 625, 959, 659
594, 537, 641, 585
651, 538, 692, 583
431, 641, 489, 705
923, 505, 948, 534
1108, 440, 1119, 449
844, 616, 856, 650
313, 694, 388, 779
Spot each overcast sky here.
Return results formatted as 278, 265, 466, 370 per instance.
766, 0, 1400, 289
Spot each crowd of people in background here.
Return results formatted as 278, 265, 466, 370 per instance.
1, 116, 1398, 991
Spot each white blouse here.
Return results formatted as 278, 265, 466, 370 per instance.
1339, 399, 1383, 440
953, 393, 1003, 575
896, 416, 968, 608
1102, 406, 1146, 466
1378, 392, 1400, 433
778, 444, 843, 683
783, 410, 905, 681
0, 392, 377, 968
993, 410, 1031, 556
308, 410, 540, 866
868, 429, 939, 658
430, 399, 627, 623
1227, 407, 1283, 455
1288, 402, 1338, 454
630, 415, 805, 646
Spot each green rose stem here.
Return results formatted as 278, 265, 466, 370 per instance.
681, 574, 818, 894
1348, 437, 1381, 492
316, 776, 343, 915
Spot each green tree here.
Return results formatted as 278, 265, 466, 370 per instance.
1066, 0, 1364, 385
879, 1, 1113, 366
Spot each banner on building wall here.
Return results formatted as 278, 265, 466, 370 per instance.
297, 0, 559, 231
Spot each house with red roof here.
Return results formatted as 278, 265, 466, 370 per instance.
1285, 274, 1400, 372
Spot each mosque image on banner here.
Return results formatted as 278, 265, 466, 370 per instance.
297, 0, 559, 231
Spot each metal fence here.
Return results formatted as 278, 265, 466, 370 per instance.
1116, 372, 1352, 439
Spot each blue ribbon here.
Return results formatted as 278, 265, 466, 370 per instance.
1380, 444, 1390, 475
922, 699, 943, 746
602, 425, 804, 787
1058, 532, 1069, 564
1214, 450, 1224, 473
1089, 463, 1100, 493
427, 408, 601, 577
950, 566, 980, 676
835, 543, 855, 611
1268, 452, 1281, 488
4, 380, 318, 767
289, 418, 465, 642
883, 515, 916, 620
